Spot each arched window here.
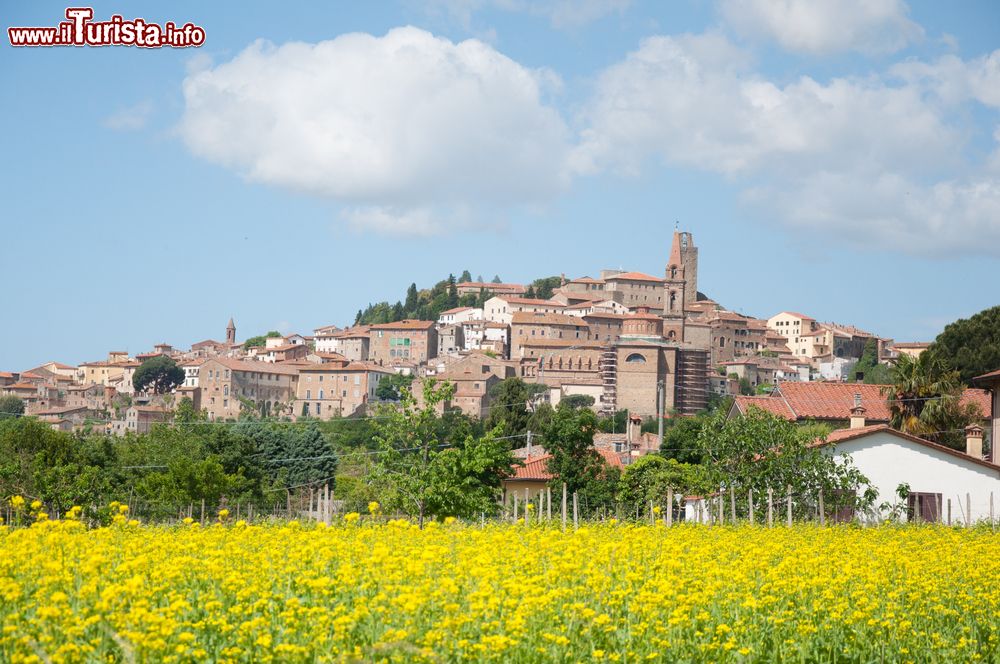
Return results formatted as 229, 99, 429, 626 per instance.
625, 353, 646, 363
668, 331, 676, 340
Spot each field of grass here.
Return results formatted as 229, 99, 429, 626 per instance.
1, 517, 999, 662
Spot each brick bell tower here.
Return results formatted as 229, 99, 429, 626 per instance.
663, 229, 697, 342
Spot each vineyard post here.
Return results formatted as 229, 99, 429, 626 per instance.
947, 498, 952, 526
481, 512, 485, 529
309, 487, 314, 521
649, 500, 654, 525
547, 487, 552, 521
562, 483, 567, 531
819, 489, 825, 526
201, 499, 205, 524
718, 494, 724, 525
966, 493, 971, 527
286, 490, 291, 518
730, 486, 736, 523
786, 486, 792, 527
666, 488, 673, 527
513, 494, 519, 521
573, 492, 579, 530
990, 492, 995, 531
524, 488, 530, 526
236, 502, 240, 521
748, 488, 754, 526
767, 487, 773, 528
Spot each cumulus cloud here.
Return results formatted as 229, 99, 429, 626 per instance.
573, 34, 1000, 254
719, 0, 923, 55
180, 27, 571, 234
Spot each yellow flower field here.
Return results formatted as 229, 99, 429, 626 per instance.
1, 520, 998, 663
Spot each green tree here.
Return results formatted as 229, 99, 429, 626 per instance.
883, 353, 982, 449
695, 407, 872, 519
174, 396, 206, 423
447, 274, 459, 308
459, 270, 472, 283
404, 283, 419, 314
132, 355, 184, 394
485, 378, 541, 439
243, 330, 281, 349
542, 403, 605, 498
660, 414, 708, 464
491, 275, 502, 284
927, 305, 1000, 383
846, 339, 892, 384
368, 380, 511, 525
617, 455, 708, 514
561, 394, 595, 410
0, 395, 24, 419
376, 373, 414, 401
530, 276, 562, 300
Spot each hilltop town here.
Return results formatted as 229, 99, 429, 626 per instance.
5, 229, 987, 440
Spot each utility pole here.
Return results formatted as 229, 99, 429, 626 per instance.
656, 380, 665, 448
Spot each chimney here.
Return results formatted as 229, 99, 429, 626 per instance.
627, 414, 641, 444
965, 424, 984, 459
849, 394, 866, 429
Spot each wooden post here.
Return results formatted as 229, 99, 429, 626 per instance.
786, 485, 792, 527
947, 498, 952, 526
513, 494, 519, 521
248, 504, 254, 521
309, 487, 314, 521
718, 494, 725, 525
666, 488, 674, 527
286, 490, 291, 518
819, 489, 825, 526
991, 492, 995, 531
649, 500, 655, 525
547, 487, 552, 521
966, 492, 972, 526
767, 488, 773, 528
748, 488, 754, 526
524, 488, 530, 526
481, 511, 485, 528
730, 486, 736, 523
573, 492, 579, 529
561, 483, 568, 531
201, 498, 205, 524
236, 502, 241, 521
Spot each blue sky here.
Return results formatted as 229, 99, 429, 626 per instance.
2, 0, 999, 370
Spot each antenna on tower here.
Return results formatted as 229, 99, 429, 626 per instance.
674, 220, 679, 231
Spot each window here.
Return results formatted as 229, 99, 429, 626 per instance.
223, 385, 229, 396
354, 375, 361, 385
625, 353, 646, 363
306, 390, 311, 399
319, 390, 324, 399
907, 492, 942, 523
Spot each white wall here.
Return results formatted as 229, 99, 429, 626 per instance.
832, 431, 1000, 523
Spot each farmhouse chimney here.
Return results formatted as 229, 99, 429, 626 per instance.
849, 394, 866, 429
627, 414, 642, 444
965, 424, 984, 459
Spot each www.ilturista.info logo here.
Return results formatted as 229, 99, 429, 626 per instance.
8, 8, 205, 48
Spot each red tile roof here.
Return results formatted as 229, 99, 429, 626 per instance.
605, 271, 663, 283
974, 368, 1000, 383
508, 448, 623, 481
737, 382, 991, 423
733, 395, 796, 419
440, 306, 474, 315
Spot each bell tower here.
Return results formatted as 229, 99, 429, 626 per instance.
226, 317, 236, 345
663, 230, 688, 342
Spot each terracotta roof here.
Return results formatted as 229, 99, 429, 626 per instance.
892, 342, 931, 349
508, 448, 623, 481
6, 382, 38, 390
0, 371, 14, 378
333, 326, 371, 339
369, 319, 435, 331
511, 311, 588, 327
440, 306, 474, 315
582, 312, 627, 320
605, 271, 663, 283
261, 344, 302, 353
816, 425, 1000, 473
772, 311, 815, 321
974, 368, 1000, 383
35, 405, 87, 416
733, 395, 796, 420
570, 277, 604, 284
625, 311, 662, 321
739, 382, 992, 423
300, 361, 389, 374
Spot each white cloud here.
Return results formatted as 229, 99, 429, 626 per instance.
103, 101, 153, 131
574, 34, 1000, 255
719, 0, 923, 55
180, 27, 571, 233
